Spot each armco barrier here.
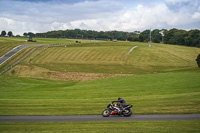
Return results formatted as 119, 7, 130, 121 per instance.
0, 43, 72, 74
0, 46, 42, 74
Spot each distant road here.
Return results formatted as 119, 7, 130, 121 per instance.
0, 44, 48, 66
0, 114, 200, 122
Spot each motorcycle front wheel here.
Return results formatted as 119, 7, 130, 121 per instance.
123, 108, 132, 117
102, 109, 110, 117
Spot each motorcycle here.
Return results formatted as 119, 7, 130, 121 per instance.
102, 103, 132, 117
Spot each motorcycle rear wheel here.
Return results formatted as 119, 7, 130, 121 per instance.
102, 109, 110, 117
123, 108, 132, 117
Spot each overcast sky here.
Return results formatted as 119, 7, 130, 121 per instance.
0, 0, 200, 35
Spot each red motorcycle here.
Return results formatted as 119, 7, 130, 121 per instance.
102, 103, 132, 117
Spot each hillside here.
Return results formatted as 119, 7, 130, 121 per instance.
6, 41, 200, 81
0, 37, 73, 57
0, 68, 200, 115
0, 38, 200, 116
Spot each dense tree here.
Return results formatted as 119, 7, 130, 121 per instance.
164, 29, 188, 45
185, 30, 200, 47
23, 32, 28, 37
163, 29, 200, 47
164, 28, 178, 44
16, 35, 21, 37
32, 28, 200, 47
7, 31, 13, 37
139, 30, 150, 42
28, 32, 35, 37
35, 33, 46, 38
126, 32, 139, 41
151, 29, 162, 43
1, 30, 6, 36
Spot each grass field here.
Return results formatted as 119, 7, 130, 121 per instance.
25, 42, 200, 74
0, 37, 75, 73
0, 120, 200, 133
0, 38, 200, 115
0, 37, 74, 57
3, 40, 199, 82
0, 69, 200, 115
0, 47, 36, 72
0, 38, 200, 132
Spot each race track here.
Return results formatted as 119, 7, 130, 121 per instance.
0, 44, 48, 66
0, 114, 200, 122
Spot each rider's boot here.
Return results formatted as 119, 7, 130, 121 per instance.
119, 107, 123, 114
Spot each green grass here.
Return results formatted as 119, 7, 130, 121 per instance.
0, 37, 74, 57
0, 37, 74, 72
0, 69, 200, 115
1, 38, 200, 77
0, 47, 36, 72
0, 120, 200, 133
0, 38, 200, 115
0, 38, 200, 132
18, 41, 200, 75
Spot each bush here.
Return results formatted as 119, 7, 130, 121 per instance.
11, 69, 15, 75
196, 54, 200, 68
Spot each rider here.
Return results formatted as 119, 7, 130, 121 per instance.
112, 97, 127, 112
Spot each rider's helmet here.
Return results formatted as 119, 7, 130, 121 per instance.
118, 97, 122, 100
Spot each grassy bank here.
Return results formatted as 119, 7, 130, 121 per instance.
0, 120, 200, 133
0, 47, 36, 72
0, 69, 200, 115
9, 41, 199, 78
0, 37, 200, 132
0, 37, 74, 57
0, 38, 200, 115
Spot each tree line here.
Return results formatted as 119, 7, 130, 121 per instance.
32, 28, 200, 47
1, 30, 13, 37
139, 28, 200, 47
1, 28, 200, 47
28, 29, 140, 41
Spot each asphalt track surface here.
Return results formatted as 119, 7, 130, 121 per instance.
1, 45, 199, 123
0, 44, 48, 66
0, 114, 200, 122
